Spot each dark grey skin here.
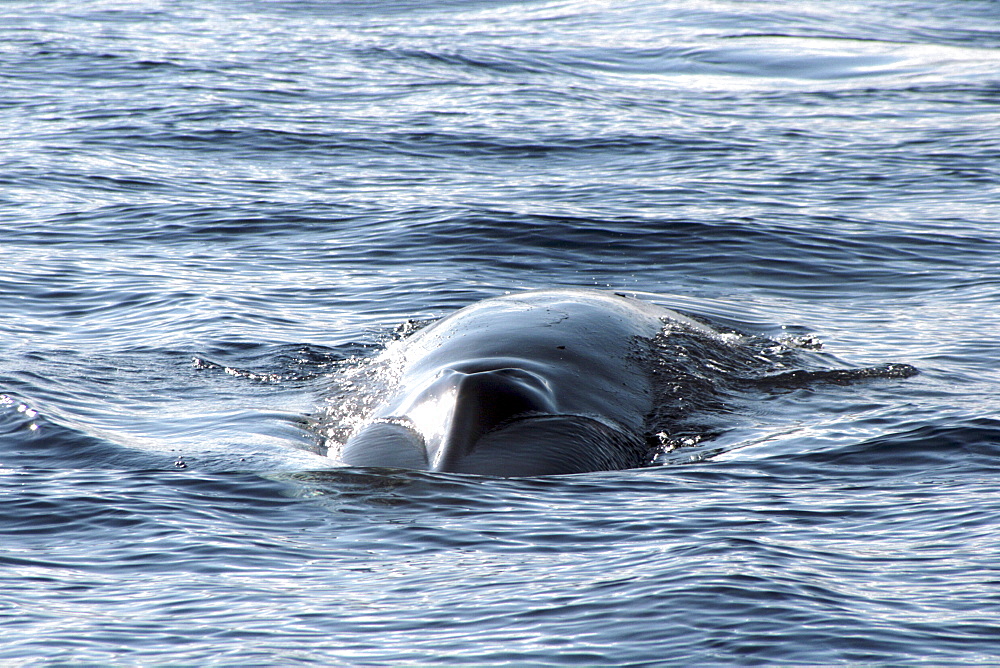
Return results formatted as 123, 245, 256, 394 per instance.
339, 289, 716, 476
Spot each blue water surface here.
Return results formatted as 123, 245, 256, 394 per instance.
2, 0, 1000, 664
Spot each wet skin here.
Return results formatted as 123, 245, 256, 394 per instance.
340, 289, 714, 476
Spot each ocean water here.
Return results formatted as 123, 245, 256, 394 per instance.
2, 0, 1000, 664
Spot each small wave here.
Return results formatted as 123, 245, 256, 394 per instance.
562, 36, 1000, 87
192, 343, 355, 384
367, 45, 565, 78
773, 417, 1000, 476
0, 468, 307, 551
0, 393, 173, 470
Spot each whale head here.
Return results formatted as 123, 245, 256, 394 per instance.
340, 363, 644, 476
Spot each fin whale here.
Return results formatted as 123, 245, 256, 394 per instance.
338, 289, 716, 476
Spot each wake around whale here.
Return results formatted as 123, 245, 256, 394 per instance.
335, 289, 722, 476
